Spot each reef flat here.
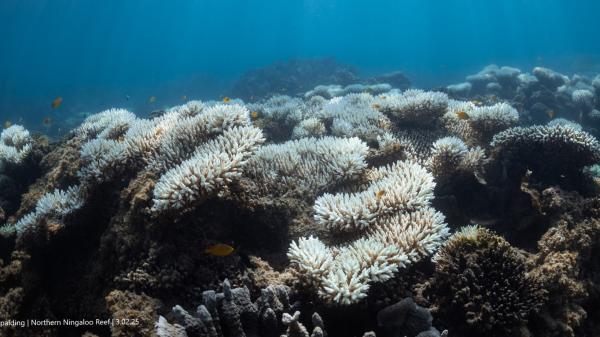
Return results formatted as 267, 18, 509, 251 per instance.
1, 65, 600, 337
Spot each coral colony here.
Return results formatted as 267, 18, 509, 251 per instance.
1, 64, 600, 337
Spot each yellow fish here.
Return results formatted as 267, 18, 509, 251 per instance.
51, 96, 63, 109
547, 110, 556, 119
3, 121, 12, 129
204, 243, 235, 257
181, 95, 188, 101
456, 110, 470, 120
222, 97, 231, 103
372, 103, 381, 109
149, 96, 157, 104
375, 190, 386, 201
250, 111, 259, 120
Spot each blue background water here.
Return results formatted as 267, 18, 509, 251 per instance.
1, 0, 600, 131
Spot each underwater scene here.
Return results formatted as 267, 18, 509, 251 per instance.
2, 1, 600, 336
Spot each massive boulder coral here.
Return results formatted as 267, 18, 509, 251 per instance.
288, 161, 449, 305
427, 226, 546, 336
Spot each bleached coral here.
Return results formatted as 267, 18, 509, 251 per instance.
7, 185, 85, 235
245, 136, 369, 196
376, 89, 449, 125
75, 108, 137, 140
443, 101, 519, 145
151, 126, 264, 213
146, 103, 252, 172
304, 83, 392, 99
248, 95, 306, 125
314, 161, 435, 232
291, 117, 326, 139
572, 89, 595, 110
77, 138, 129, 184
547, 118, 582, 131
289, 161, 449, 305
426, 137, 484, 179
0, 125, 33, 165
317, 93, 392, 141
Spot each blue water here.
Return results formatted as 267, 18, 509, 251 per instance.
2, 0, 600, 130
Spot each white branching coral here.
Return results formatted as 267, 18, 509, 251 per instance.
75, 108, 137, 140
146, 104, 252, 172
443, 101, 519, 146
376, 89, 449, 125
289, 160, 449, 305
248, 95, 307, 125
78, 138, 129, 184
0, 125, 33, 165
151, 126, 265, 213
245, 136, 369, 196
7, 185, 85, 235
314, 161, 435, 232
572, 89, 595, 110
291, 117, 327, 139
316, 93, 392, 141
426, 137, 485, 179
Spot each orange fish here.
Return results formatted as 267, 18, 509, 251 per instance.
375, 190, 386, 201
222, 97, 231, 103
51, 97, 63, 109
250, 111, 259, 120
204, 243, 235, 257
547, 110, 556, 119
149, 96, 157, 104
456, 111, 470, 120
43, 117, 52, 125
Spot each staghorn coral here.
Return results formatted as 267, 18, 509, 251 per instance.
151, 126, 265, 213
75, 108, 137, 140
428, 226, 545, 336
288, 161, 448, 305
245, 136, 369, 197
0, 125, 33, 165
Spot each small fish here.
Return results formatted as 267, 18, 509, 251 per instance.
204, 243, 235, 257
43, 117, 52, 125
222, 97, 231, 103
149, 96, 157, 104
375, 190, 386, 201
489, 95, 497, 102
471, 99, 482, 106
51, 97, 63, 109
456, 110, 470, 120
125, 94, 130, 101
372, 103, 381, 109
380, 95, 387, 99
181, 95, 188, 101
3, 121, 12, 129
250, 111, 259, 120
547, 110, 556, 119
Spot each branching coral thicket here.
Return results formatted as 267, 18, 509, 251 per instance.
245, 136, 369, 197
0, 125, 33, 165
288, 160, 449, 305
151, 126, 264, 213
